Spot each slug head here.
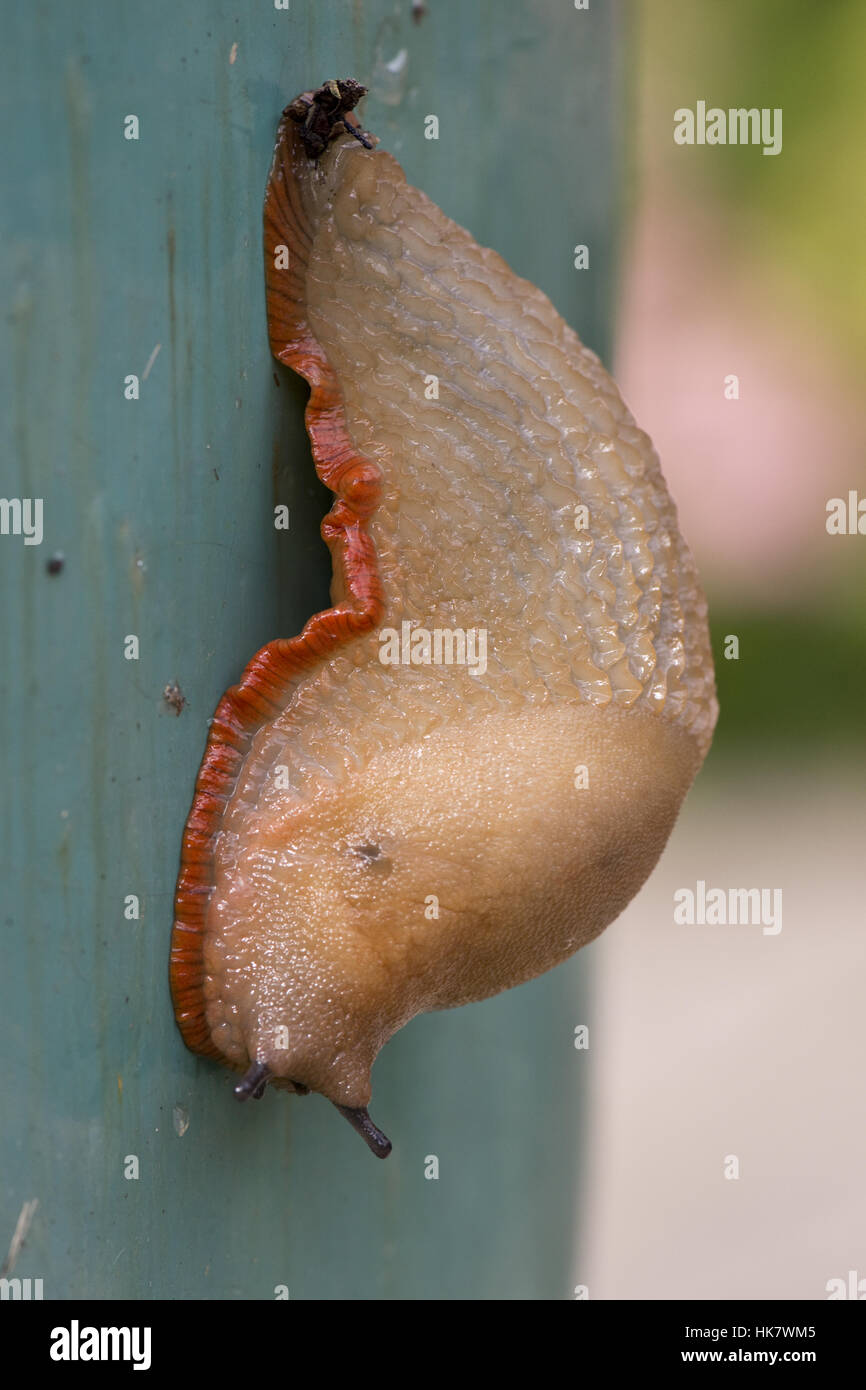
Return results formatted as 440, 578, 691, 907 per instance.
203, 704, 704, 1156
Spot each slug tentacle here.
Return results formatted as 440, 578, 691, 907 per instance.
170, 80, 717, 1157
234, 1061, 271, 1102
335, 1106, 393, 1160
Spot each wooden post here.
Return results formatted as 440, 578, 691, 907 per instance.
1, 0, 620, 1299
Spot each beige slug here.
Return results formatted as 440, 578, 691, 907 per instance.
171, 81, 718, 1157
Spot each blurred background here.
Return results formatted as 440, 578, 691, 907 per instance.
581, 0, 866, 1298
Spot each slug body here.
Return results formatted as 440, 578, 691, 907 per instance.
171, 87, 717, 1153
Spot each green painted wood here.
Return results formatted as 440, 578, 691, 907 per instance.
1, 0, 621, 1299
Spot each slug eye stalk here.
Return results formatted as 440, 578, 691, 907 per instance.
335, 1106, 393, 1160
233, 1061, 270, 1102
234, 1061, 390, 1157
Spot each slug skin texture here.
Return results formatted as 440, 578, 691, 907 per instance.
171, 95, 718, 1150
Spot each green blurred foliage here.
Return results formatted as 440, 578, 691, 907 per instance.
710, 609, 866, 752
639, 0, 866, 371
636, 2, 866, 750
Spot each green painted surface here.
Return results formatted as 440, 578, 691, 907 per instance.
1, 1, 621, 1299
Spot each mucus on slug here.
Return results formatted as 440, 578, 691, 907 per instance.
170, 78, 717, 1159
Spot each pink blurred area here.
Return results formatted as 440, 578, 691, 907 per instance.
579, 46, 866, 1293
614, 184, 866, 606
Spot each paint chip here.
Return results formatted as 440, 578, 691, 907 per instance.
141, 343, 161, 381
1, 1199, 39, 1278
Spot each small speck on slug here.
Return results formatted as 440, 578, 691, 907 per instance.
169, 79, 718, 1159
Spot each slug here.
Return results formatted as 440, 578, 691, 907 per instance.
170, 80, 718, 1158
